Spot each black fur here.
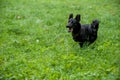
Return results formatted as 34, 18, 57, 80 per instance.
66, 13, 99, 47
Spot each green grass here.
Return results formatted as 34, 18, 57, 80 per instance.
0, 0, 120, 79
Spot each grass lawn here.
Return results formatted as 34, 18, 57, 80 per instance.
0, 0, 120, 79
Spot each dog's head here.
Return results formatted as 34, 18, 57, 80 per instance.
66, 13, 81, 32
91, 20, 99, 32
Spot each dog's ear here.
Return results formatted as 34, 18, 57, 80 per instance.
69, 13, 73, 19
75, 14, 81, 22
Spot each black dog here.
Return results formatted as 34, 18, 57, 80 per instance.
66, 13, 99, 47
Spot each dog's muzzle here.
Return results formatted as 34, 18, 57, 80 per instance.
66, 26, 73, 32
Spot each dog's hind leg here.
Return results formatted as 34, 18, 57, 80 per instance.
79, 42, 83, 48
89, 36, 97, 45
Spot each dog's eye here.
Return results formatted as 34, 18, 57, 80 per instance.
69, 20, 73, 23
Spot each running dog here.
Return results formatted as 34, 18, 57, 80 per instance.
66, 13, 99, 47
